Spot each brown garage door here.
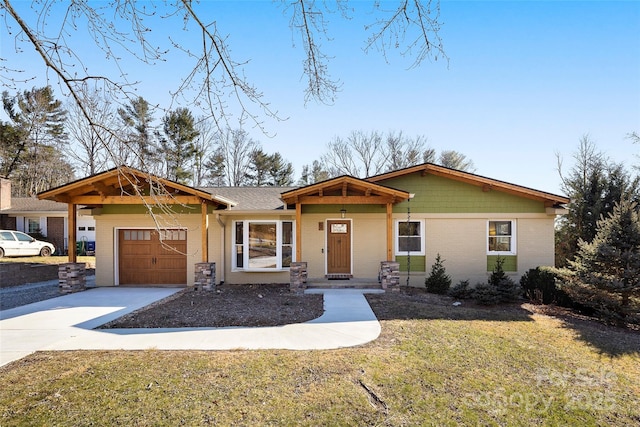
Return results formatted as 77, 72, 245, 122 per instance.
119, 229, 187, 285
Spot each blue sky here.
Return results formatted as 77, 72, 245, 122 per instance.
2, 1, 639, 195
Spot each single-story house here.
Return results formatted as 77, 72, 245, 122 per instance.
0, 178, 96, 254
37, 164, 569, 287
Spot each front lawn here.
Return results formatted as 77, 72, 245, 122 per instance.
0, 293, 638, 426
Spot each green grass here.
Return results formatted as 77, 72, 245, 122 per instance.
1, 296, 638, 426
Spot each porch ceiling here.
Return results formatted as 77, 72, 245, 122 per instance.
280, 175, 411, 205
38, 167, 234, 208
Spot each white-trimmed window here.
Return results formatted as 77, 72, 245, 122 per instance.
395, 220, 425, 255
488, 220, 516, 254
27, 218, 40, 233
233, 220, 295, 270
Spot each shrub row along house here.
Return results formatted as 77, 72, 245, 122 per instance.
38, 163, 569, 288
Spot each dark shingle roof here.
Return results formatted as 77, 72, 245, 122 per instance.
201, 187, 294, 210
4, 189, 292, 213
1, 198, 68, 212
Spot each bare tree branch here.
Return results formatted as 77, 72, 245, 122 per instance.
365, 0, 447, 67
283, 0, 343, 105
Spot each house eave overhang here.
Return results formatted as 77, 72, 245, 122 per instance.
216, 209, 291, 216
1, 210, 67, 216
38, 167, 236, 209
281, 175, 411, 206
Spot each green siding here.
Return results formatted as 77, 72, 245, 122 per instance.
487, 255, 517, 272
396, 255, 426, 272
303, 205, 385, 214
378, 173, 546, 214
101, 204, 203, 215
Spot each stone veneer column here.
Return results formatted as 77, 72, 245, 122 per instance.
289, 261, 308, 294
380, 261, 400, 291
194, 262, 216, 291
58, 262, 86, 294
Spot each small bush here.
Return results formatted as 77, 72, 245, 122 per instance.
425, 254, 451, 294
489, 257, 520, 303
520, 267, 573, 306
448, 280, 475, 299
474, 283, 501, 305
468, 258, 520, 305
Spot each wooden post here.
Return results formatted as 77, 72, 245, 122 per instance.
201, 201, 208, 262
296, 202, 302, 261
68, 203, 77, 262
386, 202, 393, 261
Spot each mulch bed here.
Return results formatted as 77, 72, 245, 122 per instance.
99, 283, 324, 328
98, 284, 639, 333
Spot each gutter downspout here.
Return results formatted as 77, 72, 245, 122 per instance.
216, 213, 226, 284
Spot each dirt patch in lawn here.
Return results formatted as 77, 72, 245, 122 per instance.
99, 284, 324, 328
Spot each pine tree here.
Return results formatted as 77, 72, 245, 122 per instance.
425, 253, 451, 294
204, 149, 227, 186
117, 97, 158, 170
268, 152, 294, 186
1, 86, 72, 195
490, 257, 521, 303
559, 199, 640, 325
473, 257, 520, 305
159, 108, 199, 184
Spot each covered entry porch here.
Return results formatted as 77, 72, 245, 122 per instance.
281, 176, 411, 288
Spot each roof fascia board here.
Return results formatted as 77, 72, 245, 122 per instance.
38, 167, 237, 208
281, 175, 410, 202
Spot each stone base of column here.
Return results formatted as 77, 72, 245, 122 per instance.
290, 261, 308, 294
194, 262, 216, 291
380, 261, 400, 291
59, 263, 86, 294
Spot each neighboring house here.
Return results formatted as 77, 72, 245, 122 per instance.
0, 178, 96, 255
38, 165, 569, 287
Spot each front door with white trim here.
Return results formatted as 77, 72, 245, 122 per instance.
326, 220, 351, 276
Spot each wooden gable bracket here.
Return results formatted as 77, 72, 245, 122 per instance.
365, 187, 372, 197
54, 195, 72, 204
318, 188, 323, 197
342, 182, 348, 197
482, 184, 493, 192
421, 166, 430, 176
90, 182, 114, 197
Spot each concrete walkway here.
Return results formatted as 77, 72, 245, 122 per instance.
0, 287, 383, 367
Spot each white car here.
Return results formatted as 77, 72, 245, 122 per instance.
0, 230, 55, 258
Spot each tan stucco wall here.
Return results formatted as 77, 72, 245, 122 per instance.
94, 210, 557, 287
351, 215, 388, 277
399, 213, 557, 287
298, 214, 387, 280
421, 217, 488, 286
517, 217, 556, 272
218, 213, 387, 284
94, 213, 216, 287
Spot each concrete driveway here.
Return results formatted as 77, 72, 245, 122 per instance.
0, 287, 383, 367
